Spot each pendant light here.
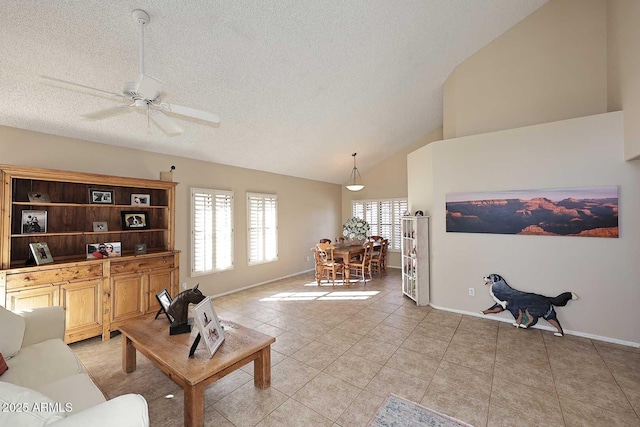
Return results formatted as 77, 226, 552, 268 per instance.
346, 153, 365, 192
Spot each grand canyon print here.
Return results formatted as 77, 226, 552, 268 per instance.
445, 186, 618, 238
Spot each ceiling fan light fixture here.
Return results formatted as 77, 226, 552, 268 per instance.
346, 153, 365, 192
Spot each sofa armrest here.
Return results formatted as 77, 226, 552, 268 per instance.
51, 394, 149, 427
18, 306, 65, 347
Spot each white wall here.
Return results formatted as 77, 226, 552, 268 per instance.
408, 112, 640, 345
607, 0, 640, 160
443, 0, 607, 139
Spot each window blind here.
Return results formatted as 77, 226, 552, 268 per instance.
247, 192, 278, 265
191, 188, 234, 276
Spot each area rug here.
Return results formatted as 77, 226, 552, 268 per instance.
368, 394, 474, 427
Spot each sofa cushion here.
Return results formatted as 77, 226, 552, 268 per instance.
3, 339, 83, 390
0, 306, 26, 359
0, 381, 66, 426
36, 373, 106, 415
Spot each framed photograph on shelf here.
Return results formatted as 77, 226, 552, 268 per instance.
29, 242, 54, 265
155, 288, 174, 323
27, 192, 51, 203
92, 221, 108, 232
89, 189, 114, 204
21, 210, 47, 234
131, 194, 150, 206
121, 211, 150, 230
193, 297, 225, 358
86, 242, 122, 259
134, 243, 147, 255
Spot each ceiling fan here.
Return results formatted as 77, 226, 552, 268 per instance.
41, 9, 220, 136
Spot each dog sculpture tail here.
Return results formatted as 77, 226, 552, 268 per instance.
549, 292, 578, 307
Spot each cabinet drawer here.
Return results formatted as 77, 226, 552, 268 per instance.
6, 263, 103, 290
110, 255, 175, 275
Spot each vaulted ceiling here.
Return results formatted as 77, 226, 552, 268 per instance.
0, 1, 547, 183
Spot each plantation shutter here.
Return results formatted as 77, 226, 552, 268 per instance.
192, 188, 234, 276
365, 201, 379, 236
215, 192, 233, 270
248, 193, 278, 265
392, 199, 408, 250
351, 198, 407, 251
379, 201, 392, 242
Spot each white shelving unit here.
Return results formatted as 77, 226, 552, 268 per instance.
401, 216, 430, 306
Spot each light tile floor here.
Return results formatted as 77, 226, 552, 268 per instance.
71, 269, 640, 426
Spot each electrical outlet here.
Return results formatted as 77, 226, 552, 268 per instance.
306, 255, 311, 262
468, 287, 475, 297
181, 282, 187, 291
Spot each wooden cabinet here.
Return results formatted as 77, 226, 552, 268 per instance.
110, 273, 145, 324
0, 164, 179, 343
60, 279, 102, 343
401, 216, 430, 306
7, 285, 59, 311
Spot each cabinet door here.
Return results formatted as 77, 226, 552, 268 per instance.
111, 274, 145, 323
60, 279, 102, 343
146, 269, 174, 314
7, 286, 59, 311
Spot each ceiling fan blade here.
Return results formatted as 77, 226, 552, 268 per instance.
158, 102, 220, 124
149, 109, 183, 135
136, 75, 165, 100
40, 75, 125, 99
83, 105, 133, 120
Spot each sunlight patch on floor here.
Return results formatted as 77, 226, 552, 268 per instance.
260, 290, 379, 302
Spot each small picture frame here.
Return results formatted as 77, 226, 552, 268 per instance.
131, 194, 151, 206
89, 189, 114, 204
121, 211, 150, 230
193, 297, 225, 358
22, 210, 47, 234
27, 192, 51, 203
93, 221, 108, 232
155, 288, 174, 323
87, 242, 122, 259
134, 243, 147, 255
29, 242, 54, 265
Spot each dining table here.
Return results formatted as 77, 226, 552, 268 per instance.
332, 242, 380, 283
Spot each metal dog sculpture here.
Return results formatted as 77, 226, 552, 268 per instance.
482, 274, 577, 336
167, 284, 205, 327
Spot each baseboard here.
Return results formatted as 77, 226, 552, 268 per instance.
209, 268, 316, 299
429, 304, 640, 349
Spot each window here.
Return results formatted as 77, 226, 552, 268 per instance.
352, 198, 408, 251
247, 192, 278, 265
191, 188, 234, 276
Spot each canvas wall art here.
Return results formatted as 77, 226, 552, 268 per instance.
445, 186, 618, 238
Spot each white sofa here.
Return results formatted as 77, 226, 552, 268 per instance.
0, 305, 149, 426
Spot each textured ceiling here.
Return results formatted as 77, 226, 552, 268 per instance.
0, 0, 547, 184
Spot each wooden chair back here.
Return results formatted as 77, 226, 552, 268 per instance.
369, 236, 384, 242
319, 238, 332, 244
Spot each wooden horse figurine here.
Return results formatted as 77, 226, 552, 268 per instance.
167, 284, 205, 334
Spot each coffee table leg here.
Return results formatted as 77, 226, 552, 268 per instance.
254, 346, 271, 389
123, 334, 136, 373
184, 383, 205, 427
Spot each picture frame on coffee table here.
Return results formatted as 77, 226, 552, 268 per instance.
193, 297, 225, 358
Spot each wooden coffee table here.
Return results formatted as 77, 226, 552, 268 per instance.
118, 316, 275, 427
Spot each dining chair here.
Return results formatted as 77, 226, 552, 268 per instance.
369, 236, 384, 242
316, 243, 345, 286
370, 239, 388, 276
335, 236, 345, 244
319, 238, 332, 244
349, 241, 373, 282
